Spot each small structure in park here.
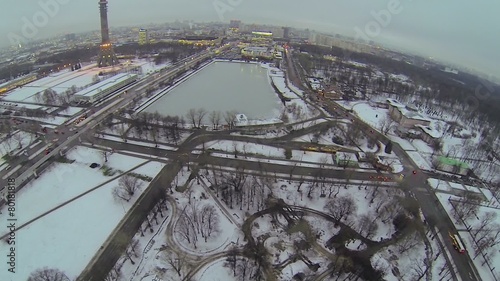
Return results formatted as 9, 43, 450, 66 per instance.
435, 156, 469, 175
335, 152, 359, 167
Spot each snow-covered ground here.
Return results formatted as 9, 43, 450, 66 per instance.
194, 259, 236, 281
435, 191, 500, 281
0, 130, 37, 157
0, 146, 165, 281
267, 67, 299, 100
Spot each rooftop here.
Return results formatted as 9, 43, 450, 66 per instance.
75, 73, 136, 98
438, 156, 469, 169
399, 108, 432, 121
416, 124, 442, 138
386, 98, 405, 108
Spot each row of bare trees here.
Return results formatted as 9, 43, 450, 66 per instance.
28, 267, 70, 281
224, 249, 264, 281
451, 196, 500, 262
205, 167, 273, 212
185, 108, 237, 129
33, 88, 75, 106
176, 201, 220, 249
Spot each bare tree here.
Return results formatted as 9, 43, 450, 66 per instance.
378, 114, 394, 135
42, 88, 58, 105
150, 128, 159, 147
209, 110, 222, 129
472, 212, 497, 237
152, 111, 162, 125
223, 111, 236, 129
397, 231, 422, 254
28, 267, 70, 281
116, 123, 128, 142
101, 150, 110, 162
451, 197, 480, 223
356, 214, 378, 239
196, 107, 208, 127
186, 108, 197, 128
324, 194, 357, 222
112, 175, 143, 201
120, 175, 143, 197
12, 132, 25, 149
409, 257, 429, 280
200, 204, 220, 242
177, 209, 198, 248
129, 238, 140, 258
34, 92, 43, 103
377, 198, 404, 223
161, 250, 188, 277
346, 123, 363, 146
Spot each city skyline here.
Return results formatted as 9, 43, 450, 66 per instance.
1, 0, 498, 80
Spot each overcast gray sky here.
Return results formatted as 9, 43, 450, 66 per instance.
1, 0, 498, 80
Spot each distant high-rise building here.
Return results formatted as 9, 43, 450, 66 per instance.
138, 29, 149, 45
229, 20, 241, 29
65, 33, 76, 41
97, 0, 118, 67
283, 27, 290, 39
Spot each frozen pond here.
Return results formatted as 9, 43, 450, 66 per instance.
143, 61, 282, 121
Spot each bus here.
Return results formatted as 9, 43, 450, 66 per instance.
449, 233, 466, 253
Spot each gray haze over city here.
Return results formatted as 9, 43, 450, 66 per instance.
1, 0, 498, 81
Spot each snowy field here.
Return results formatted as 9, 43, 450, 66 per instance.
0, 146, 165, 280
351, 102, 389, 128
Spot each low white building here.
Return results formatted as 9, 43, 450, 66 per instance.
73, 73, 137, 103
241, 46, 273, 60
387, 98, 431, 128
416, 124, 442, 145
335, 152, 359, 167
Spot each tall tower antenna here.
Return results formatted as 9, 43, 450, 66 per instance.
97, 0, 118, 67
